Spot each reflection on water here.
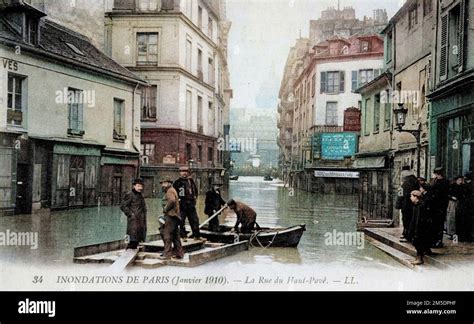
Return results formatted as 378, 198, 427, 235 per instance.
0, 176, 403, 270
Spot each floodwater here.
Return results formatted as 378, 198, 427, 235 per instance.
0, 176, 404, 270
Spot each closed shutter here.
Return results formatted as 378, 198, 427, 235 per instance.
351, 71, 358, 92
339, 71, 345, 93
457, 0, 466, 72
439, 14, 448, 81
320, 72, 327, 93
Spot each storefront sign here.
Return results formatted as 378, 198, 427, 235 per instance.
321, 133, 357, 160
314, 171, 360, 178
343, 107, 361, 132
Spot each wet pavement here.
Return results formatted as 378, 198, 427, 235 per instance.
0, 176, 404, 270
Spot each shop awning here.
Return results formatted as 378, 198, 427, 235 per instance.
353, 156, 386, 169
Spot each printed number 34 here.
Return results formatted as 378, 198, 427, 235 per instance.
32, 276, 43, 284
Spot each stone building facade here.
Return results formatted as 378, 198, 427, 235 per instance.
0, 0, 144, 215
104, 0, 232, 196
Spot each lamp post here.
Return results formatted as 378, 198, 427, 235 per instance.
393, 103, 422, 177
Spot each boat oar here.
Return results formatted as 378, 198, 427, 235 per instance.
198, 204, 228, 229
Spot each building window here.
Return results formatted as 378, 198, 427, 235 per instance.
68, 88, 84, 135
208, 101, 215, 136
186, 143, 192, 161
140, 143, 155, 165
197, 96, 203, 133
141, 85, 157, 120
321, 71, 345, 94
311, 73, 316, 97
208, 56, 215, 85
186, 90, 192, 130
186, 39, 192, 71
197, 48, 203, 80
360, 40, 370, 52
137, 33, 158, 65
208, 147, 214, 163
423, 0, 432, 16
27, 18, 38, 45
208, 17, 213, 38
364, 98, 371, 136
359, 69, 374, 86
351, 71, 358, 92
374, 94, 380, 133
197, 145, 202, 162
408, 6, 418, 30
113, 98, 126, 140
384, 91, 392, 131
198, 6, 203, 29
325, 102, 338, 126
386, 32, 393, 63
138, 0, 158, 11
7, 74, 26, 127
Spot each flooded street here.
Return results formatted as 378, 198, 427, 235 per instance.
0, 177, 403, 270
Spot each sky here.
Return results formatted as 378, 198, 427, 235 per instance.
226, 0, 405, 113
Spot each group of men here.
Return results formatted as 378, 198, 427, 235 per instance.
120, 166, 258, 260
397, 166, 473, 265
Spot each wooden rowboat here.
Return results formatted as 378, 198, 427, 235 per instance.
200, 224, 306, 248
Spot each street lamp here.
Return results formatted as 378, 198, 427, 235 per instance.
188, 159, 195, 171
393, 103, 422, 177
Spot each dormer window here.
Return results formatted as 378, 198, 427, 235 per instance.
360, 40, 370, 53
26, 18, 39, 45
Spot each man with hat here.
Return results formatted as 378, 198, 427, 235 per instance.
395, 166, 419, 242
159, 177, 184, 259
426, 167, 450, 248
204, 182, 227, 232
120, 178, 147, 250
227, 199, 257, 234
173, 166, 201, 239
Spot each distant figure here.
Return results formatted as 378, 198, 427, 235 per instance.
174, 166, 200, 239
409, 190, 433, 265
417, 177, 427, 187
120, 178, 147, 250
228, 199, 257, 234
460, 172, 473, 242
396, 166, 419, 243
159, 177, 183, 260
426, 167, 450, 248
204, 182, 226, 232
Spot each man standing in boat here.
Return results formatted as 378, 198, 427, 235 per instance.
204, 182, 227, 232
173, 166, 201, 239
159, 177, 184, 260
228, 199, 257, 234
120, 178, 147, 250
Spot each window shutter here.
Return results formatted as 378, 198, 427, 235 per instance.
320, 72, 327, 93
339, 71, 345, 93
439, 14, 448, 81
351, 71, 358, 92
458, 0, 466, 72
114, 0, 136, 10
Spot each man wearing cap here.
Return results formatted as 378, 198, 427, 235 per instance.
120, 178, 147, 250
204, 182, 227, 232
425, 167, 450, 248
159, 177, 184, 259
173, 166, 201, 239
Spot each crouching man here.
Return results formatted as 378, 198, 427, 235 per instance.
160, 177, 184, 260
228, 199, 257, 234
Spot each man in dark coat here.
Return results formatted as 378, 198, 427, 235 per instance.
409, 190, 433, 265
425, 167, 450, 248
396, 166, 420, 242
173, 166, 201, 239
120, 178, 147, 250
159, 177, 184, 260
204, 183, 227, 232
228, 199, 257, 234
